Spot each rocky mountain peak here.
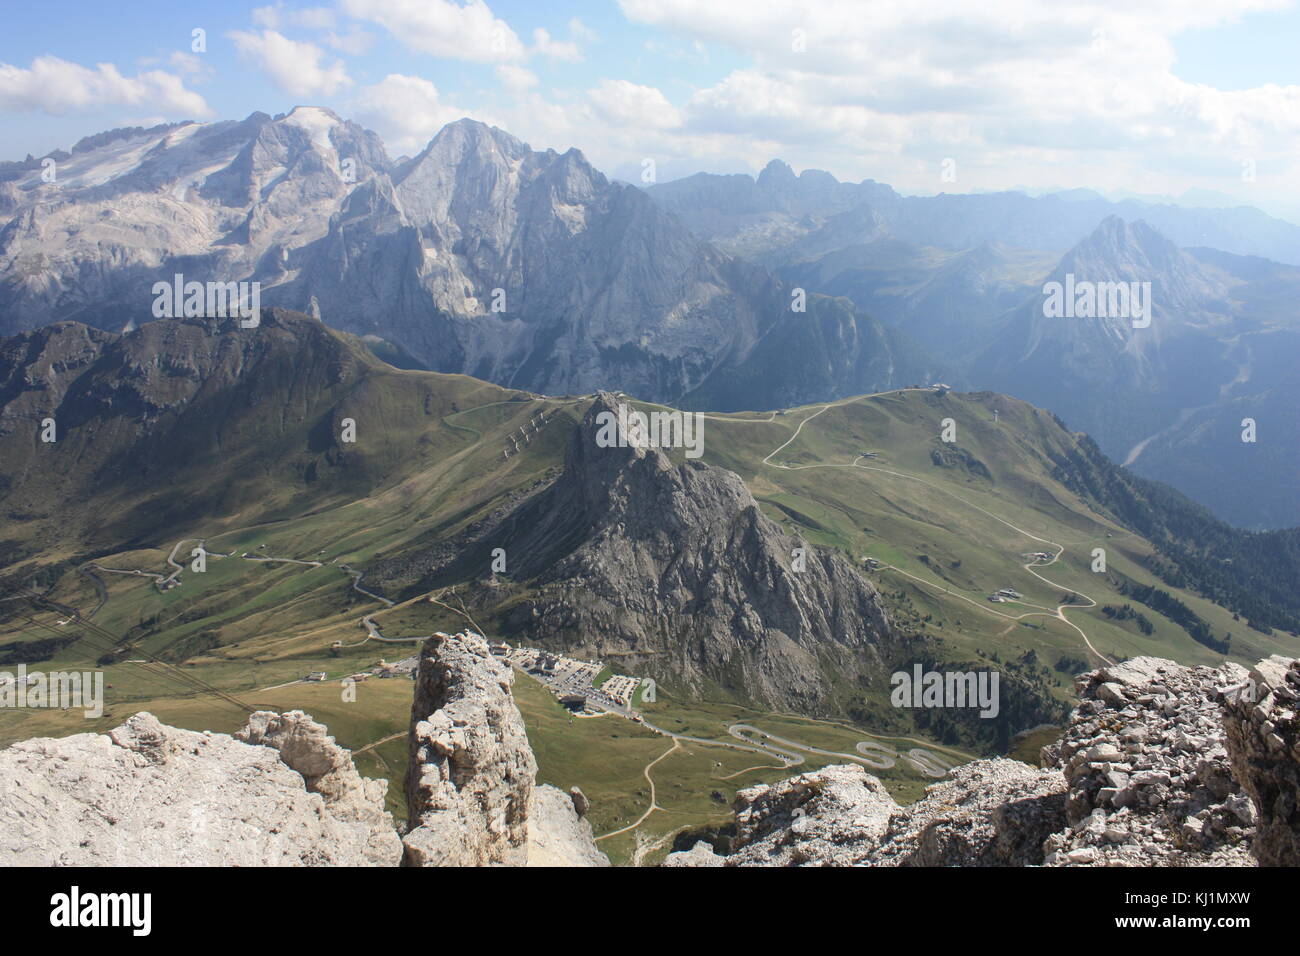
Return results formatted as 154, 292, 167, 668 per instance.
1040, 215, 1230, 333
408, 117, 530, 174
404, 630, 608, 867
756, 158, 799, 192
422, 394, 906, 710
1061, 216, 1184, 278
0, 112, 927, 410
559, 390, 716, 514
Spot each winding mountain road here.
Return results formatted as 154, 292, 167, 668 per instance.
749, 395, 1113, 665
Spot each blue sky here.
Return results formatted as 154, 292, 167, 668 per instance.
3, 1, 1299, 219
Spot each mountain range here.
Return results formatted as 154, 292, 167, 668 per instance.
0, 109, 940, 412
6, 309, 1299, 768
653, 163, 1300, 530
1, 109, 1295, 529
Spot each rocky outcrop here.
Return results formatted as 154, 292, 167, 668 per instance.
726, 765, 899, 866
1041, 656, 1254, 866
403, 631, 537, 866
661, 841, 726, 867
666, 656, 1299, 867
237, 710, 399, 866
403, 630, 609, 867
665, 761, 1065, 867
526, 785, 610, 868
1220, 655, 1300, 865
0, 631, 609, 868
873, 760, 1066, 867
377, 393, 912, 715
0, 711, 401, 866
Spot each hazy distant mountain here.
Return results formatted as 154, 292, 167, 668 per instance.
972, 217, 1300, 529
662, 155, 1298, 529
647, 162, 1300, 266
780, 238, 1055, 356
0, 112, 937, 411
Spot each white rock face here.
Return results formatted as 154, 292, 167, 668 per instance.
526, 785, 610, 868
0, 711, 401, 866
237, 710, 401, 866
0, 633, 607, 868
402, 630, 609, 867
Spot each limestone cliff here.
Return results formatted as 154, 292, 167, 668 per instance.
1220, 655, 1300, 865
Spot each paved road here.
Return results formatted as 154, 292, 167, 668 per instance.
727, 724, 953, 778
339, 564, 395, 607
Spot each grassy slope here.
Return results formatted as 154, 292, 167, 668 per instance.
2, 337, 1295, 864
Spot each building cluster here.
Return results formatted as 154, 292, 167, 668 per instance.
491, 641, 641, 715
988, 587, 1023, 603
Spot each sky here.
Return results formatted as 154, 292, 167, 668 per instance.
2, 0, 1299, 220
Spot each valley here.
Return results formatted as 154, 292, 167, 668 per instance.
1, 315, 1294, 865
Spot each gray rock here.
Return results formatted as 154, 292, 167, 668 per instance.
1220, 655, 1300, 866
569, 786, 590, 818
374, 393, 906, 714
0, 711, 400, 866
402, 630, 609, 867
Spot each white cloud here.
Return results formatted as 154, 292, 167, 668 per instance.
324, 27, 376, 56
531, 27, 582, 62
615, 0, 1300, 200
252, 5, 338, 31
0, 55, 211, 117
229, 29, 352, 98
166, 51, 212, 80
589, 80, 682, 129
496, 64, 539, 93
568, 18, 598, 44
350, 74, 474, 154
340, 0, 526, 62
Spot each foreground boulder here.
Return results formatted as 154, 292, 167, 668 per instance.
667, 760, 1065, 867
0, 710, 401, 866
237, 710, 400, 866
666, 656, 1299, 867
873, 760, 1066, 866
403, 630, 608, 867
1220, 655, 1300, 865
1041, 657, 1254, 866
